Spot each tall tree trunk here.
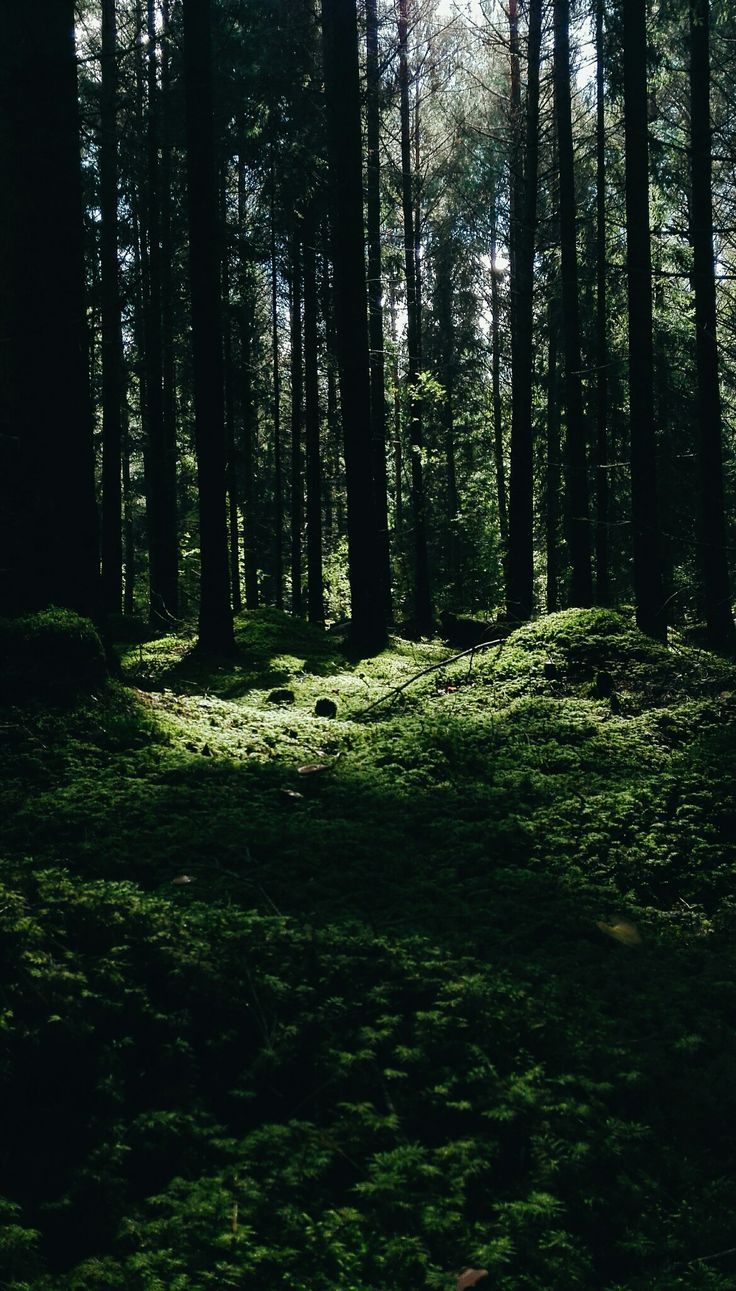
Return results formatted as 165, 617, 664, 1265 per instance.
322, 0, 387, 651
122, 400, 135, 615
146, 0, 178, 626
622, 0, 665, 639
182, 0, 234, 653
100, 0, 124, 616
239, 159, 259, 611
553, 0, 593, 607
594, 0, 610, 605
398, 0, 432, 632
160, 0, 179, 612
270, 174, 284, 608
303, 202, 325, 625
546, 294, 561, 613
689, 0, 735, 649
222, 188, 242, 614
0, 0, 98, 616
506, 0, 542, 623
388, 273, 404, 544
490, 174, 508, 553
366, 0, 393, 620
289, 229, 304, 615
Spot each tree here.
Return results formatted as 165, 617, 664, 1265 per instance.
0, 0, 98, 618
506, 0, 543, 623
689, 0, 735, 649
622, 0, 665, 639
182, 0, 235, 653
553, 0, 593, 608
594, 0, 610, 605
100, 0, 124, 617
321, 0, 387, 652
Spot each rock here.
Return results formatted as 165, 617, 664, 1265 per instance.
268, 688, 295, 705
314, 697, 337, 718
543, 659, 561, 681
201, 743, 212, 756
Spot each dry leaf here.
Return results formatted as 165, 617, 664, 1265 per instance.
597, 918, 642, 946
297, 762, 329, 775
280, 788, 305, 801
457, 1270, 489, 1289
172, 874, 195, 886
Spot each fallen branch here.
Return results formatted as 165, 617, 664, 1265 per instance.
355, 636, 505, 719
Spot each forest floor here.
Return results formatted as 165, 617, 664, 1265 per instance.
2, 607, 736, 1290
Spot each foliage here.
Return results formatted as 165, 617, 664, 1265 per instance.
0, 609, 107, 703
1, 610, 736, 1287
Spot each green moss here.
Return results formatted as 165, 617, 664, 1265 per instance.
0, 608, 107, 702
2, 608, 736, 1287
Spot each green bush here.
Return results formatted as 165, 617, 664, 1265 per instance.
0, 608, 107, 702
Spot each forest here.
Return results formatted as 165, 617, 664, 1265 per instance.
1, 0, 736, 1286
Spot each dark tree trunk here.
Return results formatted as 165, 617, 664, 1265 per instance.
387, 273, 404, 544
160, 0, 179, 613
490, 176, 508, 552
145, 0, 178, 626
594, 0, 610, 605
182, 0, 234, 654
222, 192, 242, 614
398, 0, 432, 633
303, 202, 325, 625
122, 402, 135, 615
506, 0, 542, 623
553, 0, 593, 608
239, 159, 259, 611
366, 0, 393, 620
100, 0, 124, 617
289, 229, 304, 615
622, 0, 665, 639
322, 0, 387, 652
546, 295, 561, 614
689, 0, 735, 649
270, 174, 284, 608
320, 229, 338, 543
0, 0, 98, 617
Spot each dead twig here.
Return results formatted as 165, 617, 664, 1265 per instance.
354, 637, 506, 719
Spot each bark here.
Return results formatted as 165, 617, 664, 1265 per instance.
594, 0, 610, 605
506, 0, 543, 622
0, 0, 98, 616
303, 202, 325, 625
182, 0, 234, 653
553, 0, 593, 607
689, 0, 735, 648
145, 0, 178, 626
239, 159, 259, 611
222, 191, 242, 614
490, 175, 508, 551
398, 0, 432, 632
366, 0, 393, 620
289, 229, 304, 615
270, 173, 284, 607
100, 0, 124, 616
322, 0, 387, 651
546, 295, 561, 613
622, 0, 665, 638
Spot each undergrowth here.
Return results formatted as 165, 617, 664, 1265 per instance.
1, 607, 735, 1288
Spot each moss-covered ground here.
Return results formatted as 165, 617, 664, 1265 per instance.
2, 607, 736, 1289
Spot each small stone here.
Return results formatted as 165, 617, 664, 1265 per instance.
543, 660, 561, 681
201, 743, 212, 756
314, 697, 337, 719
268, 688, 295, 705
594, 669, 615, 698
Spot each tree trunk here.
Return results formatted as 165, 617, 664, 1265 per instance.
289, 228, 304, 615
366, 0, 393, 620
270, 173, 284, 608
303, 202, 325, 625
146, 0, 178, 627
222, 185, 242, 614
594, 0, 610, 605
239, 158, 259, 611
182, 0, 234, 653
622, 0, 665, 639
322, 0, 387, 651
689, 0, 735, 649
160, 0, 179, 615
0, 0, 98, 617
398, 0, 432, 633
553, 0, 593, 608
546, 294, 561, 614
100, 0, 124, 617
506, 0, 542, 622
490, 175, 508, 553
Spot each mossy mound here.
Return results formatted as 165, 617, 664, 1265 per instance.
0, 608, 107, 703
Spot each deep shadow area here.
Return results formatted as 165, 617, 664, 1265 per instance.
2, 609, 736, 1289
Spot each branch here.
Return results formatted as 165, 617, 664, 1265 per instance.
354, 636, 506, 719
